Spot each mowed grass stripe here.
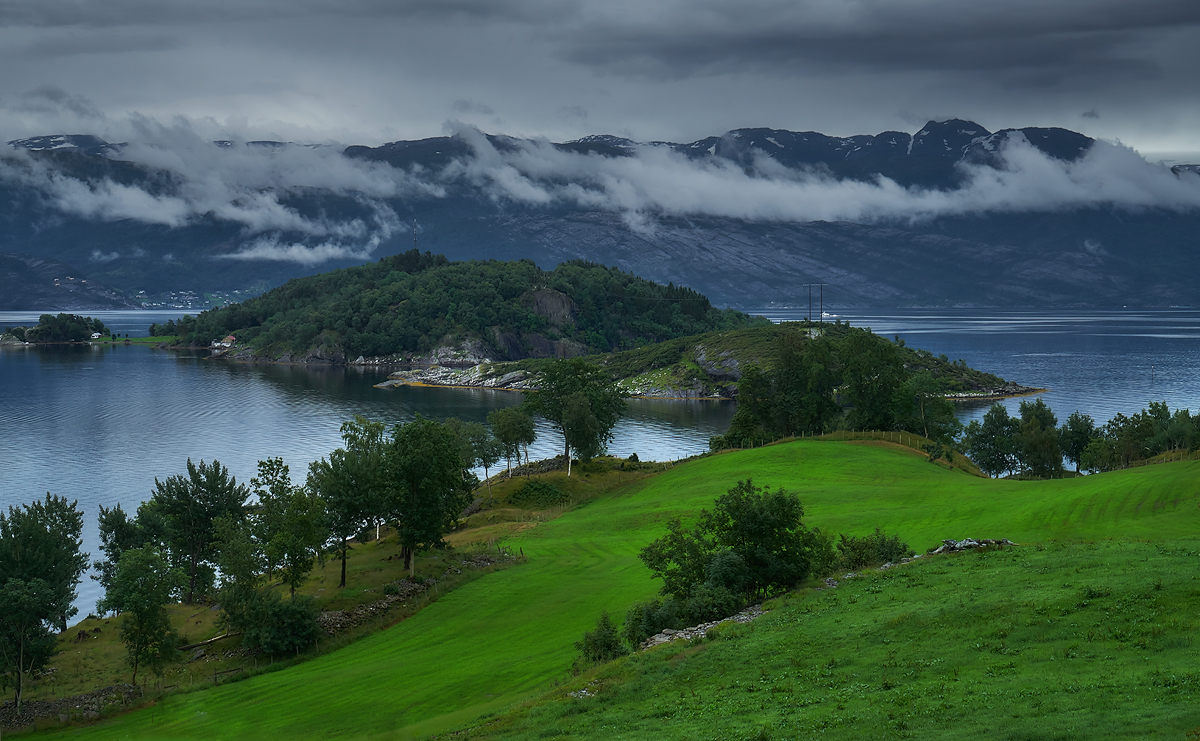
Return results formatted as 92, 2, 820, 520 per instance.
58, 441, 1200, 739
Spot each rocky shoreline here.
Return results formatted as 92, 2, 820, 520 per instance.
197, 336, 1044, 402
374, 363, 1043, 402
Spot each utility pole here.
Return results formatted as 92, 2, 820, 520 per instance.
802, 283, 828, 324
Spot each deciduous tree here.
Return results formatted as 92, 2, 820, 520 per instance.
386, 416, 473, 576
1059, 411, 1097, 473
487, 407, 535, 477
962, 404, 1020, 478
0, 494, 88, 632
103, 547, 180, 685
151, 459, 248, 603
523, 359, 625, 476
307, 416, 387, 588
1016, 398, 1063, 478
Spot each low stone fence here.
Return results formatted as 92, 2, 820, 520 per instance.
317, 554, 512, 635
639, 604, 766, 651
0, 683, 141, 730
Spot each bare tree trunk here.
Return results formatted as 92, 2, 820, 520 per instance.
16, 643, 24, 712
187, 554, 199, 603
339, 542, 347, 588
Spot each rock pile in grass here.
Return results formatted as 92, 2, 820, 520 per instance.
0, 683, 141, 730
318, 554, 511, 635
931, 538, 1013, 554
639, 604, 766, 651
318, 579, 434, 635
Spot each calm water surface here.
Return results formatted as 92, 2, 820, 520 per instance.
3, 308, 1199, 613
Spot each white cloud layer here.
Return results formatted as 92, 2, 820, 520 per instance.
3, 119, 1200, 264
0, 118, 447, 262
447, 125, 1200, 226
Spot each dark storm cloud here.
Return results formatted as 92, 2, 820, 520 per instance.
0, 0, 571, 27
553, 0, 1200, 87
13, 33, 182, 60
0, 0, 1196, 156
10, 86, 103, 119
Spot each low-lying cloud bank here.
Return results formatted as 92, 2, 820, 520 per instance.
450, 124, 1200, 228
0, 119, 441, 264
3, 118, 1200, 263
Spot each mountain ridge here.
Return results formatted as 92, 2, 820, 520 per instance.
3, 119, 1199, 310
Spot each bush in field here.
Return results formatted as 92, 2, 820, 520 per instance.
573, 612, 628, 673
640, 479, 827, 601
509, 480, 569, 508
243, 593, 321, 657
835, 528, 912, 570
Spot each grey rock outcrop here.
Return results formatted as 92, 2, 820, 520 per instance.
931, 538, 1013, 554
639, 604, 766, 651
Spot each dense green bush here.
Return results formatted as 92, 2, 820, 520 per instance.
242, 593, 322, 657
640, 480, 827, 601
509, 480, 570, 508
573, 612, 628, 673
835, 528, 912, 571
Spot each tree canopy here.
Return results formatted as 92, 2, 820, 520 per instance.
165, 252, 765, 358
0, 495, 87, 710
17, 313, 108, 342
150, 459, 248, 602
386, 416, 475, 575
711, 326, 961, 450
522, 358, 626, 475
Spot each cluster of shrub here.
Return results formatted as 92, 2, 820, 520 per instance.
0, 404, 552, 706
151, 251, 764, 358
962, 399, 1197, 478
573, 480, 911, 671
709, 327, 962, 450
4, 313, 114, 342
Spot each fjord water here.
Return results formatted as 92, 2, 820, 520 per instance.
0, 311, 734, 612
3, 308, 1199, 613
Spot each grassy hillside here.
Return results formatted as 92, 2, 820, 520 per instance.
51, 441, 1200, 739
476, 538, 1200, 740
494, 322, 1011, 397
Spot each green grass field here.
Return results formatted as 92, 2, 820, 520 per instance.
474, 539, 1200, 740
47, 440, 1200, 739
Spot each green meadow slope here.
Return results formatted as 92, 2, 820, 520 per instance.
56, 441, 1200, 740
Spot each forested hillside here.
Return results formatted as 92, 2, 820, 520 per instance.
166, 251, 766, 360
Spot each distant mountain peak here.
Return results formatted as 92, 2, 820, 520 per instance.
7, 134, 125, 157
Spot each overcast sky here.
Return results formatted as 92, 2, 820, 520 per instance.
1, 0, 1198, 160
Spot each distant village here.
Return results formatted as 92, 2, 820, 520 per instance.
134, 289, 247, 310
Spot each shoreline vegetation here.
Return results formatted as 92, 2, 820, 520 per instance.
202, 320, 1042, 402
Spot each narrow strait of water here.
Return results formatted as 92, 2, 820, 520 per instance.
3, 308, 1198, 614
